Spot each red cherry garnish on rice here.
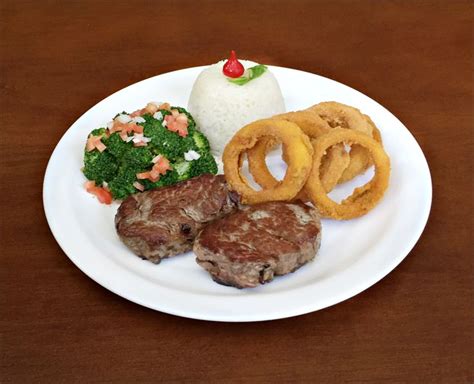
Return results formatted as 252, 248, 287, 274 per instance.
223, 50, 245, 78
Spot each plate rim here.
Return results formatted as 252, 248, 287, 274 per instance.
43, 65, 433, 322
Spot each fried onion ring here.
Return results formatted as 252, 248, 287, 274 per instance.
223, 119, 313, 205
318, 142, 351, 192
247, 110, 349, 192
307, 102, 383, 184
304, 128, 390, 220
338, 124, 383, 183
307, 101, 374, 136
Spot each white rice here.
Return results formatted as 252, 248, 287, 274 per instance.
188, 60, 285, 157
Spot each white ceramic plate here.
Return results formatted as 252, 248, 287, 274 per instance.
43, 66, 432, 322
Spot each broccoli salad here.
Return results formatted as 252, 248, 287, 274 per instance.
83, 102, 217, 203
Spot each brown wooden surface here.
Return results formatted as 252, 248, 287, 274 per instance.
1, 0, 473, 382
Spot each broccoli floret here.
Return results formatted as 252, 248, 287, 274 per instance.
142, 115, 191, 159
104, 132, 130, 158
121, 146, 153, 168
90, 128, 107, 136
106, 147, 154, 199
189, 152, 218, 178
83, 105, 217, 201
192, 130, 211, 152
83, 147, 118, 184
173, 159, 192, 181
107, 166, 139, 200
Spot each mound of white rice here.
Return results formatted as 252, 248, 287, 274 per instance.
188, 60, 285, 157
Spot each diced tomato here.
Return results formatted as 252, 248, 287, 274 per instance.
176, 124, 188, 137
84, 181, 112, 204
110, 121, 124, 133
135, 155, 171, 183
94, 187, 113, 204
176, 114, 188, 124
166, 120, 177, 132
86, 135, 107, 152
164, 113, 188, 137
153, 156, 171, 174
152, 155, 162, 164
145, 103, 158, 115
159, 102, 171, 111
111, 121, 143, 135
149, 169, 161, 182
132, 124, 143, 134
136, 172, 150, 180
86, 140, 95, 152
85, 180, 96, 190
95, 141, 107, 152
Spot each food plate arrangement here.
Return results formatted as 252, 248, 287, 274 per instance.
43, 61, 432, 322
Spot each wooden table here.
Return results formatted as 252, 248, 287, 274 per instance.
1, 1, 472, 382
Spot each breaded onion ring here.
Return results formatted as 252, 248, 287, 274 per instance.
247, 110, 349, 192
338, 125, 383, 183
307, 101, 374, 136
307, 102, 381, 184
318, 142, 351, 192
304, 128, 390, 220
223, 119, 313, 205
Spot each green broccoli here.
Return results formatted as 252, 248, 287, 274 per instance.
173, 159, 192, 181
107, 166, 138, 200
142, 115, 191, 159
83, 150, 118, 184
82, 105, 217, 201
121, 146, 153, 169
104, 132, 130, 158
192, 130, 211, 152
90, 127, 107, 136
189, 152, 218, 178
106, 147, 154, 198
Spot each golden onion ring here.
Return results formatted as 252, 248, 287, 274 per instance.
304, 128, 390, 220
247, 110, 349, 192
307, 101, 374, 136
307, 102, 380, 184
338, 125, 383, 183
318, 143, 351, 192
223, 119, 313, 205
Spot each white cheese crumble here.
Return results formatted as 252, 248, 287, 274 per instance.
184, 150, 201, 161
116, 114, 132, 124
132, 116, 146, 123
132, 133, 151, 144
153, 111, 163, 121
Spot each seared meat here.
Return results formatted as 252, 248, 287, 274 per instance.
194, 201, 321, 288
115, 174, 239, 263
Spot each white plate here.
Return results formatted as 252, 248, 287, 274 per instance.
43, 66, 432, 322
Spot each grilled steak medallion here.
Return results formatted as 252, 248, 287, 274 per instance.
194, 201, 321, 288
115, 174, 239, 263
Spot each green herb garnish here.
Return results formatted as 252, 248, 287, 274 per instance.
228, 64, 268, 85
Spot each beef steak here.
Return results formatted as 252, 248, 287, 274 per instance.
194, 201, 321, 288
115, 174, 239, 263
